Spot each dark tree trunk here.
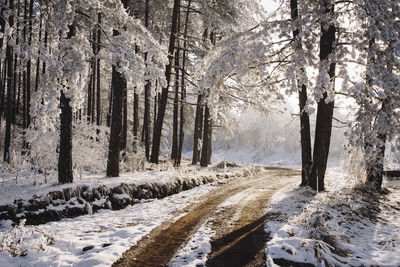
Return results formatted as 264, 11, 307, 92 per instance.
150, 0, 180, 164
107, 62, 125, 176
107, 81, 113, 127
171, 47, 180, 161
308, 0, 336, 191
58, 23, 76, 184
12, 0, 20, 122
91, 29, 96, 124
96, 13, 101, 126
176, 0, 191, 167
58, 91, 73, 183
290, 0, 312, 186
26, 0, 33, 127
133, 91, 139, 152
87, 36, 93, 122
142, 0, 150, 160
192, 93, 203, 164
121, 84, 127, 152
42, 26, 47, 75
4, 0, 15, 163
35, 14, 43, 93
200, 104, 211, 167
106, 3, 128, 176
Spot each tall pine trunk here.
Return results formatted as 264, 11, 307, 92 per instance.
200, 104, 211, 167
96, 13, 101, 126
290, 0, 312, 186
143, 0, 151, 160
26, 0, 33, 127
106, 0, 129, 176
4, 0, 14, 163
308, 0, 336, 191
150, 0, 180, 164
192, 93, 203, 164
58, 24, 76, 184
171, 46, 180, 161
176, 0, 191, 167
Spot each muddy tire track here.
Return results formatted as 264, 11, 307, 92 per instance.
112, 168, 299, 267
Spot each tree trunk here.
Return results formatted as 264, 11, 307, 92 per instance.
58, 23, 76, 184
106, 0, 128, 175
58, 91, 74, 183
121, 83, 127, 152
192, 93, 203, 164
96, 13, 101, 126
176, 0, 191, 167
26, 0, 33, 127
107, 81, 113, 127
35, 14, 43, 93
3, 0, 15, 163
200, 104, 211, 167
171, 47, 180, 161
290, 0, 312, 186
133, 91, 139, 152
143, 0, 150, 160
308, 0, 336, 191
150, 0, 180, 164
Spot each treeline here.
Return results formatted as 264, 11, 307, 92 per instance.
0, 0, 261, 183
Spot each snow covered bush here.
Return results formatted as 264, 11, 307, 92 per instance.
0, 219, 55, 257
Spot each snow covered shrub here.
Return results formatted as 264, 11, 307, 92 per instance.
27, 120, 110, 174
342, 145, 366, 186
0, 219, 55, 257
29, 130, 59, 173
120, 145, 147, 172
72, 121, 109, 173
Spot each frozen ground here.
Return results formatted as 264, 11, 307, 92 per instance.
0, 163, 221, 206
0, 162, 248, 267
265, 168, 400, 266
0, 173, 227, 266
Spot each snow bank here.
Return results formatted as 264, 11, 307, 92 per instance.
265, 168, 400, 266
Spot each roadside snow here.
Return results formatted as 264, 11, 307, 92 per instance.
0, 179, 221, 267
265, 168, 400, 266
0, 164, 230, 206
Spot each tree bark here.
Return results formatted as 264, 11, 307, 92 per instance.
121, 83, 127, 152
106, 0, 128, 176
290, 0, 312, 186
176, 0, 191, 167
192, 93, 203, 164
58, 23, 76, 184
200, 104, 211, 167
171, 47, 180, 161
150, 0, 180, 164
143, 0, 151, 160
26, 0, 33, 127
308, 0, 336, 191
3, 0, 15, 163
96, 13, 101, 126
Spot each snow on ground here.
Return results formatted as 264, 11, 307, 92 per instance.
0, 176, 223, 267
0, 163, 217, 206
265, 168, 400, 267
0, 162, 250, 266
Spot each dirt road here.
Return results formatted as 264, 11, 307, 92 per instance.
112, 168, 299, 267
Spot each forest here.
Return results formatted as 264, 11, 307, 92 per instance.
0, 0, 399, 266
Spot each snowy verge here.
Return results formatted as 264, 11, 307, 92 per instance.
0, 164, 250, 225
265, 168, 400, 266
0, 176, 231, 267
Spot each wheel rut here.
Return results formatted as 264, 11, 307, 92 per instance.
112, 168, 300, 267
